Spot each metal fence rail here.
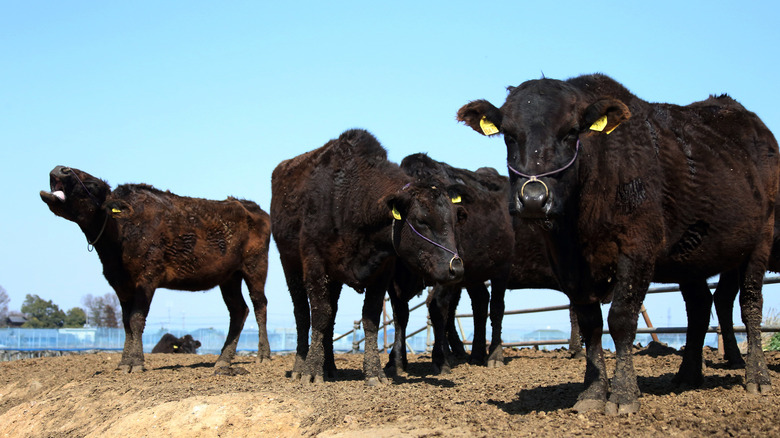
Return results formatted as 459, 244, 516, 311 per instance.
345, 275, 780, 354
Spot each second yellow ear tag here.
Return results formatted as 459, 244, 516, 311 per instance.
451, 195, 462, 204
479, 116, 499, 135
392, 206, 402, 220
589, 115, 608, 132
111, 208, 122, 214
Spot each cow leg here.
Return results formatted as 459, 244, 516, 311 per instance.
385, 282, 410, 376
739, 267, 772, 394
283, 264, 310, 380
117, 288, 153, 373
713, 270, 744, 367
301, 271, 338, 385
568, 305, 584, 359
361, 285, 389, 386
487, 279, 508, 368
673, 279, 713, 387
465, 284, 489, 366
323, 281, 341, 379
445, 288, 468, 360
571, 301, 608, 413
427, 286, 454, 375
604, 257, 651, 416
216, 274, 249, 371
244, 265, 271, 364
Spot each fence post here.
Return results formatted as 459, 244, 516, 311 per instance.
351, 320, 361, 353
640, 305, 660, 343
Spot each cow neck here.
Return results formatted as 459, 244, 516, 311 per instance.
86, 212, 109, 252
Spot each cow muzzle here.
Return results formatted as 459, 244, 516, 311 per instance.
517, 177, 550, 217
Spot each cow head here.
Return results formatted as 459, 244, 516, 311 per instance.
177, 334, 202, 354
40, 166, 111, 225
457, 79, 630, 221
384, 182, 466, 285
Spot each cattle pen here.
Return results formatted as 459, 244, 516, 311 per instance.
340, 276, 780, 355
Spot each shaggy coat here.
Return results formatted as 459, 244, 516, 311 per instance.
41, 166, 271, 373
458, 74, 778, 414
271, 129, 464, 385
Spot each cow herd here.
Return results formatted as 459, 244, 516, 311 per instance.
40, 73, 777, 415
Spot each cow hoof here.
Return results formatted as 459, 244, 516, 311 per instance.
256, 355, 272, 364
365, 376, 388, 387
300, 374, 324, 385
746, 383, 772, 394
214, 366, 249, 376
572, 399, 605, 413
605, 400, 640, 416
214, 359, 232, 369
570, 350, 586, 360
117, 364, 145, 373
290, 371, 302, 380
486, 359, 504, 368
433, 364, 452, 375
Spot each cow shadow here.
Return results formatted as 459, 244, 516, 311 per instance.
154, 361, 224, 371
490, 373, 746, 415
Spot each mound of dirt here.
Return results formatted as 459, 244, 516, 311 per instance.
1, 346, 778, 437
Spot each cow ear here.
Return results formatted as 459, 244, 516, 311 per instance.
456, 100, 504, 136
104, 199, 133, 217
381, 191, 410, 221
581, 98, 631, 135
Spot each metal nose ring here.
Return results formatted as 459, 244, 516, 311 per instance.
449, 255, 463, 274
519, 176, 549, 198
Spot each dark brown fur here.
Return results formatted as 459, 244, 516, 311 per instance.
151, 333, 202, 354
458, 74, 779, 414
271, 129, 464, 385
386, 154, 579, 376
40, 166, 271, 373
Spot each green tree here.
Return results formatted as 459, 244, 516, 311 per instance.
64, 307, 87, 328
21, 294, 66, 328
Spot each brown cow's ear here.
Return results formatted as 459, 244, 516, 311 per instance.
582, 98, 630, 135
104, 199, 133, 217
381, 191, 410, 221
456, 100, 503, 136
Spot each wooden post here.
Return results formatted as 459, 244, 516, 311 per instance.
640, 305, 660, 343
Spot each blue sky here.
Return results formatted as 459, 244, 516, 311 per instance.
2, 2, 780, 337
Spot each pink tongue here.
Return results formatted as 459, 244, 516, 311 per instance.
52, 190, 66, 202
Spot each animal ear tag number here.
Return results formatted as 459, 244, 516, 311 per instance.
589, 115, 608, 132
392, 205, 402, 220
480, 116, 499, 135
451, 195, 462, 204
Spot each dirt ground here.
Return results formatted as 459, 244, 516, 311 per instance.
0, 345, 778, 437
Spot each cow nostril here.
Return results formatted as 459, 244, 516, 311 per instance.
520, 179, 549, 213
449, 256, 464, 277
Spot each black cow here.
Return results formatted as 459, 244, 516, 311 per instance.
271, 129, 465, 386
41, 166, 271, 374
386, 154, 578, 376
151, 333, 202, 354
457, 74, 778, 414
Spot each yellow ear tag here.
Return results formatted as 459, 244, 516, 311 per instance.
479, 116, 499, 135
451, 195, 462, 204
589, 115, 608, 132
605, 123, 620, 135
111, 208, 122, 214
173, 345, 178, 349
392, 206, 402, 220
